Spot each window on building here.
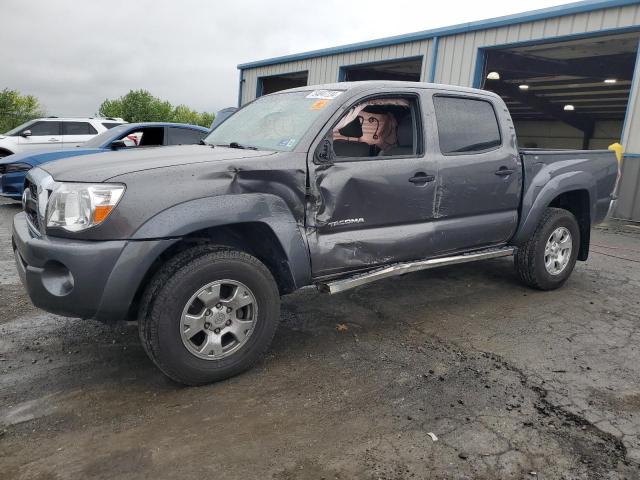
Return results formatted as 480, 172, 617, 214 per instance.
259, 71, 308, 96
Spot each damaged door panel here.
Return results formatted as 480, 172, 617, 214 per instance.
305, 92, 439, 277
428, 93, 522, 248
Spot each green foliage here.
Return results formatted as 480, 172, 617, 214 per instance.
98, 90, 214, 127
0, 88, 46, 133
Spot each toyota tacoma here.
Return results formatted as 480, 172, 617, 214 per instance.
12, 81, 619, 385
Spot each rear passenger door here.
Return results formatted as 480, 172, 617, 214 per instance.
306, 92, 439, 278
62, 121, 98, 148
429, 94, 522, 253
17, 121, 62, 151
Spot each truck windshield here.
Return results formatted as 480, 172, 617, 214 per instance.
203, 90, 343, 152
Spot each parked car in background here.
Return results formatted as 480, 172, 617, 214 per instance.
0, 117, 126, 157
209, 107, 237, 131
0, 122, 208, 199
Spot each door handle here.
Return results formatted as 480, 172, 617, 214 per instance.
409, 172, 435, 185
495, 167, 514, 176
48, 138, 60, 142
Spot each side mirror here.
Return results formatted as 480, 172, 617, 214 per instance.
21, 130, 32, 137
315, 138, 335, 165
110, 139, 128, 149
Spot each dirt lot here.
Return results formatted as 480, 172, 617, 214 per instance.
1, 196, 640, 480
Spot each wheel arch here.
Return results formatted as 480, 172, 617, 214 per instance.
512, 168, 595, 261
547, 189, 590, 260
122, 195, 311, 320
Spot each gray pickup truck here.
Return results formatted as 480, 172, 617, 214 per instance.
12, 81, 618, 385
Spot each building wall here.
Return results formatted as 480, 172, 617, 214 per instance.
240, 39, 433, 105
433, 3, 640, 87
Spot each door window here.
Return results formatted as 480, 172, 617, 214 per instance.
116, 127, 165, 147
25, 121, 61, 136
332, 97, 420, 159
433, 96, 501, 154
167, 127, 205, 145
62, 122, 98, 135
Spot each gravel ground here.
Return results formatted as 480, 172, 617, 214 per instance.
1, 196, 640, 480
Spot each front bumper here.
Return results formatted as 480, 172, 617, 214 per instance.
12, 212, 177, 321
0, 171, 27, 199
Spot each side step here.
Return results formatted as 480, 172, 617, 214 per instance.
317, 247, 516, 294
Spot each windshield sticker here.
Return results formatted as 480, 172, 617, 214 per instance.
277, 138, 296, 148
306, 90, 343, 100
310, 99, 328, 110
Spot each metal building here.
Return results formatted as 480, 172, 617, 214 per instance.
237, 0, 640, 221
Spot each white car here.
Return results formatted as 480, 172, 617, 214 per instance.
0, 117, 126, 158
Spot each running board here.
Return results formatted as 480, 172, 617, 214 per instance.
317, 247, 516, 294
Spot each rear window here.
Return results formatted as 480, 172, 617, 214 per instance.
433, 96, 501, 154
102, 122, 124, 129
62, 122, 98, 135
167, 127, 205, 145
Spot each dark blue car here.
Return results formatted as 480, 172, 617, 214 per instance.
0, 122, 209, 199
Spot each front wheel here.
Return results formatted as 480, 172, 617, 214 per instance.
515, 207, 580, 291
139, 246, 280, 386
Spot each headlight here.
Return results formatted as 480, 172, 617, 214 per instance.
46, 183, 125, 232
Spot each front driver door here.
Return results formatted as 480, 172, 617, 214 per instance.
17, 121, 62, 151
306, 91, 439, 279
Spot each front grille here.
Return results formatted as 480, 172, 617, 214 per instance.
24, 178, 40, 231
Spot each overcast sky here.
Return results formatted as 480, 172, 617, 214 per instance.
1, 0, 571, 117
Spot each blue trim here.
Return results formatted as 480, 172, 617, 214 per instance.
621, 39, 640, 146
427, 37, 439, 82
338, 66, 346, 82
237, 70, 244, 107
624, 153, 640, 157
255, 74, 263, 99
472, 49, 487, 88
336, 55, 424, 82
237, 0, 639, 69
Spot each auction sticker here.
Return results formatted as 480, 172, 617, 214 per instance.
306, 90, 343, 100
310, 99, 328, 110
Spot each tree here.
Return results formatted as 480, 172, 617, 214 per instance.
98, 90, 214, 127
0, 89, 46, 133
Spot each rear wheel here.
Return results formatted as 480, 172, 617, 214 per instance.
139, 246, 280, 385
515, 207, 580, 290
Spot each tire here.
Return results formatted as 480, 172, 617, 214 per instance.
138, 245, 280, 386
515, 207, 580, 291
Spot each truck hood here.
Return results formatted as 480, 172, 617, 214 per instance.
0, 148, 104, 167
41, 145, 275, 182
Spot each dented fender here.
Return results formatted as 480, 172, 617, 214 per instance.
132, 194, 312, 288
